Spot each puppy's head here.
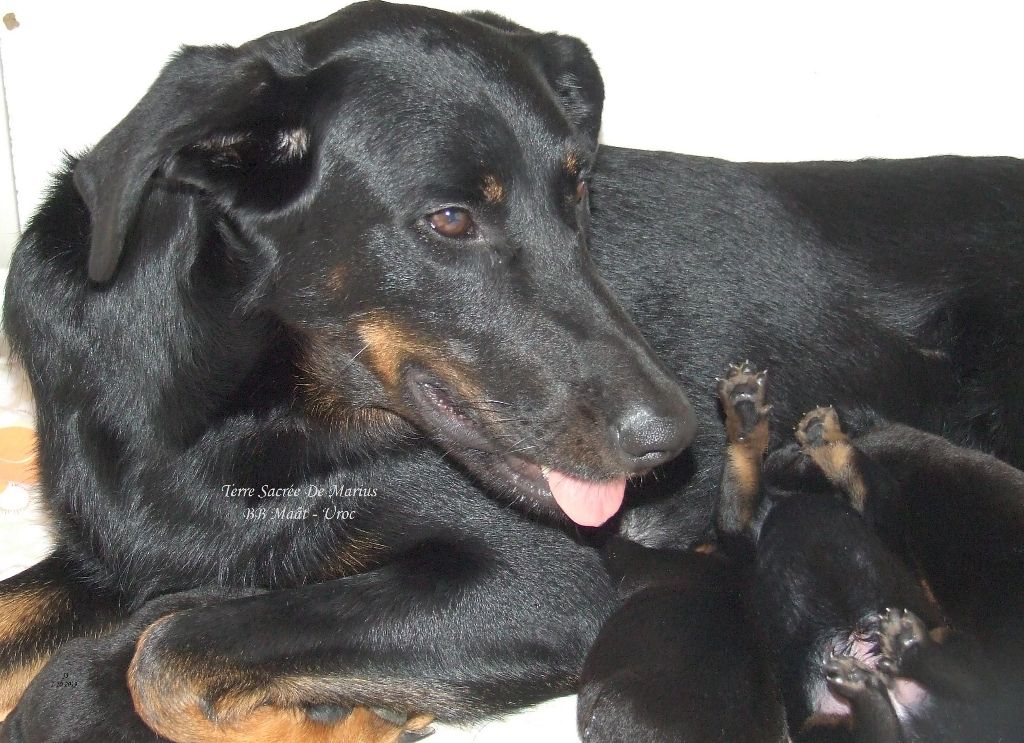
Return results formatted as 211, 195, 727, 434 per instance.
74, 2, 695, 527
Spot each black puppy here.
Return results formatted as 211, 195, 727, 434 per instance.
582, 364, 1021, 741
3, 3, 1024, 741
747, 405, 993, 742
578, 538, 787, 742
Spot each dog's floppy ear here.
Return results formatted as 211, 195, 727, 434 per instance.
74, 45, 311, 283
466, 14, 604, 147
521, 33, 604, 147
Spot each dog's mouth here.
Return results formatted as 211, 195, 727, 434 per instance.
405, 369, 627, 527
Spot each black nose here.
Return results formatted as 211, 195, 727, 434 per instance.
613, 403, 696, 470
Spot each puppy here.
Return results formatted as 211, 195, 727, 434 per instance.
581, 363, 1020, 742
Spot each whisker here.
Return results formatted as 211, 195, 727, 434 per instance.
502, 433, 540, 456
338, 342, 370, 371
460, 398, 513, 407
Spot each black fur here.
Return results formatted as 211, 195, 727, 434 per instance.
1, 3, 1023, 740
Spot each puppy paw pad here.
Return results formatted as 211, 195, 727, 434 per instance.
795, 406, 845, 448
824, 655, 887, 699
716, 361, 770, 440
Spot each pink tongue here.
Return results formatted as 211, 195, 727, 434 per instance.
545, 470, 627, 527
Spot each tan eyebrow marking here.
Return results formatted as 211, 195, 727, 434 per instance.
482, 174, 505, 203
325, 264, 346, 292
565, 153, 580, 177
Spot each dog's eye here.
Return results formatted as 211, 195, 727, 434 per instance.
427, 208, 475, 238
575, 180, 588, 204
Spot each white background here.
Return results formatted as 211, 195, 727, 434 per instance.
0, 3, 1021, 740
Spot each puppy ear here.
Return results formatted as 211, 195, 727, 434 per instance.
73, 45, 311, 283
522, 33, 604, 147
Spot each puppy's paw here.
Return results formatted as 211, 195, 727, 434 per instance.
795, 406, 847, 449
793, 406, 872, 511
873, 607, 928, 675
716, 361, 770, 446
824, 655, 889, 700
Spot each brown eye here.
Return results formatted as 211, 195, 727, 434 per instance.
427, 207, 474, 238
576, 179, 588, 203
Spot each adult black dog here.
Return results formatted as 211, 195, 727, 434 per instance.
1, 2, 1023, 741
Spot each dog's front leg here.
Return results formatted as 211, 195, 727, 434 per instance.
0, 577, 462, 743
0, 588, 238, 743
0, 550, 127, 724
125, 536, 612, 743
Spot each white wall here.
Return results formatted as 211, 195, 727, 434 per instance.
0, 51, 18, 260
1, 1, 1023, 255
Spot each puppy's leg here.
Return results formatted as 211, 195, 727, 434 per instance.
0, 551, 120, 721
852, 424, 1024, 638
820, 657, 902, 743
850, 424, 1024, 737
715, 361, 771, 541
801, 417, 1024, 638
869, 608, 983, 702
1, 589, 227, 743
794, 406, 899, 514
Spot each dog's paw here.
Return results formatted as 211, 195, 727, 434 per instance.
871, 607, 928, 675
792, 406, 872, 511
369, 709, 435, 742
795, 405, 847, 449
824, 655, 889, 700
398, 728, 436, 743
716, 361, 770, 445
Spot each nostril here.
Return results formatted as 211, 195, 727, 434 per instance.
614, 405, 695, 468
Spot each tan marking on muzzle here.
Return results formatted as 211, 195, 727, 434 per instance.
355, 314, 483, 404
297, 332, 406, 438
356, 317, 428, 388
297, 332, 350, 419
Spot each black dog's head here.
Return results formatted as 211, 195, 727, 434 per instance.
73, 1, 695, 527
